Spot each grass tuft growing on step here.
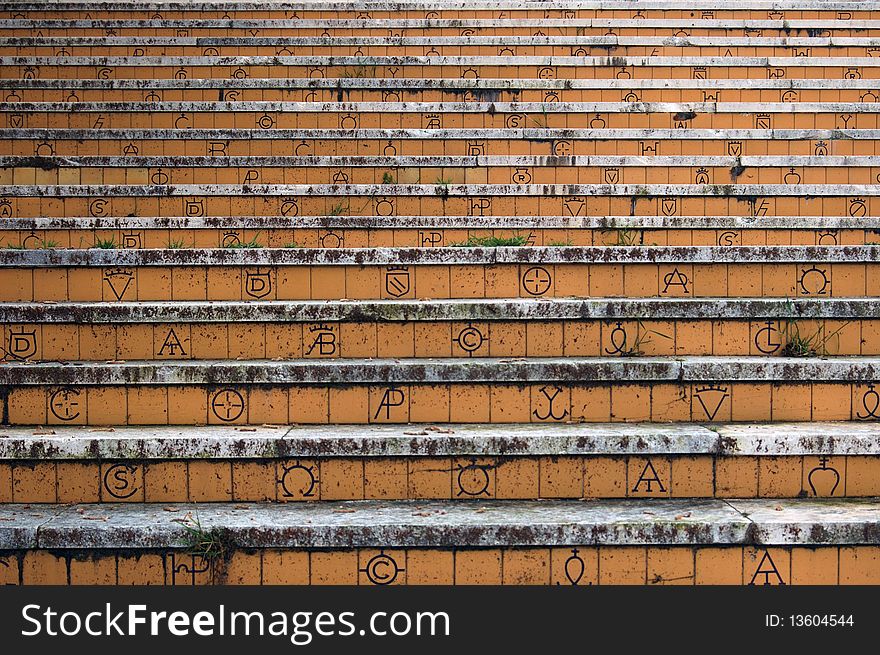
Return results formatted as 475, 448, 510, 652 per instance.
448, 235, 528, 247
780, 320, 849, 357
223, 235, 263, 249
174, 514, 233, 562
92, 237, 117, 249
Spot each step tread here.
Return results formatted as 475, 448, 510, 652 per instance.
2, 498, 878, 550
1, 422, 878, 459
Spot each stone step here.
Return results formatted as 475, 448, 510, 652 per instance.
0, 423, 877, 502
0, 498, 878, 584
0, 298, 875, 361
3, 356, 880, 425
0, 246, 873, 301
0, 215, 875, 250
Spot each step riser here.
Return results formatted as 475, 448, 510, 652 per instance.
0, 263, 872, 301
2, 545, 875, 585
2, 455, 875, 502
3, 381, 879, 424
0, 228, 870, 249
0, 318, 872, 360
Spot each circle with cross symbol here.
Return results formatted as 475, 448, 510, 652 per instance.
210, 389, 245, 422
521, 266, 552, 296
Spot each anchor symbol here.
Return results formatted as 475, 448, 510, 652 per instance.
532, 386, 569, 421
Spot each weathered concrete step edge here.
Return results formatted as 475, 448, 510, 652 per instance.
9, 55, 880, 65
1, 422, 878, 460
2, 499, 878, 550
1, 298, 872, 323
9, 155, 880, 168
9, 215, 880, 230
0, 245, 876, 267
8, 184, 880, 198
3, 357, 880, 385
8, 128, 876, 140
14, 36, 880, 46
7, 79, 880, 89
12, 101, 880, 113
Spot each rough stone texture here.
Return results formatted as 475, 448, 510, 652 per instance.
4, 356, 880, 385
1, 422, 878, 460
1, 245, 877, 267
2, 297, 874, 323
2, 498, 879, 550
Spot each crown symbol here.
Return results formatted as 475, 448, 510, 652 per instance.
851, 198, 865, 204
105, 268, 133, 277
309, 323, 333, 333
386, 266, 409, 273
695, 384, 729, 394
696, 167, 708, 175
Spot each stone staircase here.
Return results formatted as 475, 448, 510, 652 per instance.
0, 0, 879, 586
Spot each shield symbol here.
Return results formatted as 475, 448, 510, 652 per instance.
385, 267, 410, 298
661, 197, 677, 216
604, 168, 619, 184
727, 141, 742, 156
245, 270, 273, 299
7, 329, 36, 359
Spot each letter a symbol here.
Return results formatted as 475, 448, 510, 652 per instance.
632, 460, 666, 493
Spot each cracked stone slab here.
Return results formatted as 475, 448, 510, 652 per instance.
3, 356, 880, 385
0, 423, 720, 460
1, 245, 877, 267
7, 214, 879, 231
0, 505, 63, 550
4, 498, 878, 550
2, 297, 875, 324
717, 423, 880, 455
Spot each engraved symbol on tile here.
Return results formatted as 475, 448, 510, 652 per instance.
281, 199, 299, 216
559, 549, 586, 586
453, 325, 487, 355
221, 232, 241, 247
807, 457, 840, 497
563, 197, 585, 217
844, 67, 862, 80
505, 113, 525, 128
102, 463, 139, 500
319, 231, 343, 248
121, 232, 142, 249
632, 460, 666, 494
419, 231, 443, 247
860, 91, 879, 103
231, 67, 248, 79
211, 389, 245, 422
279, 461, 318, 498
185, 199, 204, 217
340, 114, 358, 129
781, 90, 798, 103
361, 552, 405, 585
245, 270, 273, 299
374, 387, 406, 420
104, 269, 134, 301
456, 459, 492, 496
784, 168, 801, 185
173, 112, 190, 128
813, 141, 828, 156
6, 329, 36, 360
849, 198, 867, 217
856, 384, 880, 420
839, 114, 853, 130
798, 266, 829, 295
521, 266, 552, 296
466, 141, 486, 156
22, 232, 40, 249
305, 324, 337, 356
332, 171, 349, 184
382, 141, 397, 156
460, 67, 479, 79
243, 169, 260, 185
552, 140, 572, 156
203, 47, 220, 56
0, 198, 11, 217
49, 388, 81, 422
424, 114, 441, 129
23, 66, 38, 80
35, 141, 54, 156
661, 268, 690, 294
694, 168, 710, 185
639, 141, 658, 156
145, 91, 161, 102
308, 67, 325, 79
717, 230, 739, 246
385, 267, 410, 298
208, 141, 228, 157
89, 198, 108, 217
257, 113, 276, 129
755, 113, 771, 129
748, 551, 785, 586
691, 66, 707, 80
615, 67, 631, 80
170, 553, 212, 586
158, 328, 188, 357
693, 385, 730, 421
703, 90, 720, 102
604, 168, 619, 184
533, 386, 569, 421
604, 322, 628, 355
727, 141, 742, 156
468, 198, 492, 216
512, 168, 532, 184
754, 321, 782, 354
8, 113, 23, 128
375, 197, 395, 216
150, 168, 170, 185
817, 231, 838, 246
660, 197, 677, 216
